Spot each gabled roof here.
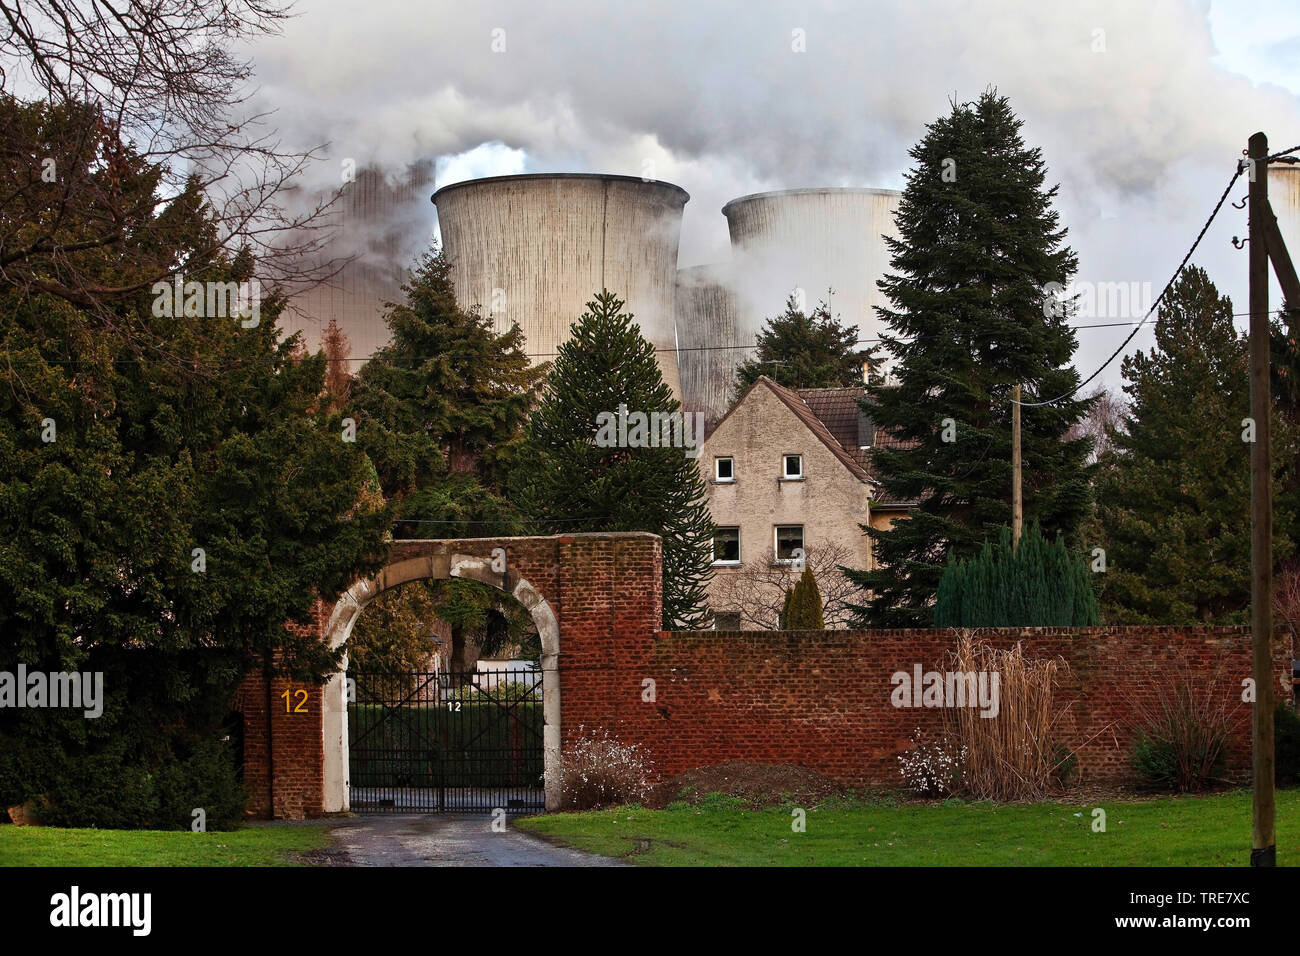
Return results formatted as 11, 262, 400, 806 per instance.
709, 376, 873, 484
796, 386, 872, 470
708, 376, 920, 507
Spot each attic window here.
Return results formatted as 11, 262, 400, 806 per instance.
857, 407, 876, 448
715, 457, 734, 482
782, 454, 803, 479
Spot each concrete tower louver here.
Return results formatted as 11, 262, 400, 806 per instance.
433, 173, 689, 399
675, 263, 740, 423
279, 162, 436, 360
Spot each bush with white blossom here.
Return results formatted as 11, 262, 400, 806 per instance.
897, 729, 966, 797
559, 725, 657, 810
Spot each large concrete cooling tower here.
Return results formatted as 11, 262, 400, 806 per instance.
675, 263, 740, 425
433, 173, 688, 399
722, 187, 902, 350
1273, 164, 1300, 303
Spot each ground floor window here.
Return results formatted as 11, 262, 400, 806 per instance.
774, 525, 804, 562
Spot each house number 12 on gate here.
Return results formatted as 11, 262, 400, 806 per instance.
280, 688, 309, 713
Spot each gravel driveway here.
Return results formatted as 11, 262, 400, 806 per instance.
309, 814, 623, 867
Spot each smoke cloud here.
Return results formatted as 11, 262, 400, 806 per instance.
240, 0, 1300, 385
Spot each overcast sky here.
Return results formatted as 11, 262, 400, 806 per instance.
244, 0, 1300, 391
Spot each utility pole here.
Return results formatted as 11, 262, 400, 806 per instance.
1245, 138, 1300, 867
1247, 131, 1275, 867
1012, 384, 1023, 548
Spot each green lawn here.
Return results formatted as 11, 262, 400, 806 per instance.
515, 789, 1300, 866
0, 822, 333, 867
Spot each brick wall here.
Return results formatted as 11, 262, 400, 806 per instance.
234, 528, 1294, 816
231, 670, 324, 819
600, 626, 1293, 788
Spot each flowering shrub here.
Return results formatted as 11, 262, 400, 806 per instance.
897, 729, 965, 797
559, 726, 657, 810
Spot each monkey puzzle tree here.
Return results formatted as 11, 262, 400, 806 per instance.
520, 291, 714, 629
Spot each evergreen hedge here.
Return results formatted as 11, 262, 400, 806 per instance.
933, 524, 1100, 627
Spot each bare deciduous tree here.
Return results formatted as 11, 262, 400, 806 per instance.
710, 542, 860, 629
0, 0, 343, 314
1065, 384, 1128, 464
1275, 559, 1300, 637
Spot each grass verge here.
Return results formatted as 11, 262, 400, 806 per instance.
515, 788, 1300, 866
0, 821, 333, 867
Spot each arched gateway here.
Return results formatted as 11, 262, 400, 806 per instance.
232, 533, 662, 819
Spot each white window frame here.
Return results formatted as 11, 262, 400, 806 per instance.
781, 454, 803, 480
714, 456, 735, 483
773, 524, 804, 564
712, 526, 741, 566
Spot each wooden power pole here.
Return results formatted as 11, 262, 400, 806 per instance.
1247, 134, 1300, 867
1247, 131, 1276, 867
1012, 385, 1023, 548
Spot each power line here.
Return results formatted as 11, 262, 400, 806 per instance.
1013, 159, 1248, 408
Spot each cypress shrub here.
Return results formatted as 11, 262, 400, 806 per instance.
933, 524, 1101, 627
780, 568, 824, 629
1277, 704, 1300, 785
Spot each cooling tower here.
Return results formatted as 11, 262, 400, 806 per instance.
675, 263, 740, 426
279, 161, 435, 360
721, 187, 902, 350
1273, 163, 1300, 307
433, 173, 688, 399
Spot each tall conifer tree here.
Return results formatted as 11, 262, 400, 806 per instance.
350, 250, 545, 536
520, 291, 714, 629
733, 295, 872, 394
845, 90, 1093, 626
1095, 266, 1297, 622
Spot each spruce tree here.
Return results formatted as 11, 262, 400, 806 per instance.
1095, 266, 1297, 622
845, 90, 1093, 626
520, 291, 714, 629
350, 250, 546, 536
733, 295, 874, 394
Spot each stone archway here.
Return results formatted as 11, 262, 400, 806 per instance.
321, 546, 562, 811
232, 532, 663, 820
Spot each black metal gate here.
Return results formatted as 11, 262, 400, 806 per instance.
347, 668, 544, 814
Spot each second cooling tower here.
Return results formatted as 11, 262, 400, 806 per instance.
722, 187, 902, 348
433, 173, 688, 398
1273, 165, 1300, 295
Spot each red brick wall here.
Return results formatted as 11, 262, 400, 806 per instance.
231, 670, 324, 819
600, 626, 1293, 788
235, 530, 1294, 816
